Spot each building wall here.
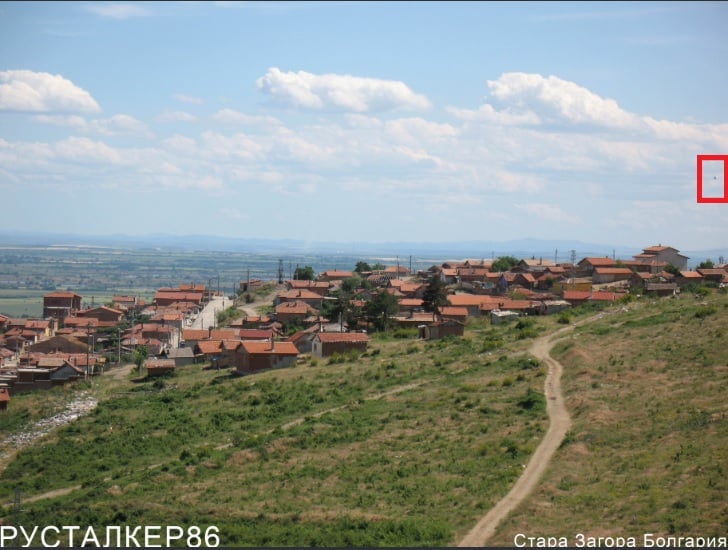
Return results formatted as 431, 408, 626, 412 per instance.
312, 340, 368, 358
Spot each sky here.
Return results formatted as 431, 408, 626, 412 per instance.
1, 1, 727, 252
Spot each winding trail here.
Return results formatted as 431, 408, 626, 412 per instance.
458, 322, 580, 547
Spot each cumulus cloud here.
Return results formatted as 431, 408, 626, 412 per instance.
173, 93, 203, 105
84, 3, 151, 19
0, 70, 100, 113
212, 109, 282, 127
515, 202, 581, 224
485, 72, 639, 129
256, 67, 431, 113
34, 113, 151, 137
55, 136, 123, 164
156, 110, 197, 122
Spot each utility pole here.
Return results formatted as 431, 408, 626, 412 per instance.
117, 326, 121, 365
86, 322, 92, 382
277, 259, 284, 284
570, 250, 577, 289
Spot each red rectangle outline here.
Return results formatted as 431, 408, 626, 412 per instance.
697, 154, 728, 203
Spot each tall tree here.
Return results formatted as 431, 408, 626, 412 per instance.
293, 265, 315, 280
354, 261, 372, 273
491, 255, 519, 272
364, 291, 399, 332
422, 275, 448, 316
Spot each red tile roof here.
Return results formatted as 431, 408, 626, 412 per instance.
447, 294, 499, 307
679, 271, 703, 279
182, 329, 209, 341
440, 306, 469, 317
240, 341, 298, 355
197, 340, 223, 354
580, 257, 617, 267
275, 301, 318, 315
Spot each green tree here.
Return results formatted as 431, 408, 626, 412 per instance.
354, 261, 372, 273
133, 345, 148, 372
293, 265, 315, 280
697, 259, 714, 269
371, 262, 386, 271
364, 291, 399, 332
491, 255, 519, 272
664, 263, 681, 276
422, 275, 448, 316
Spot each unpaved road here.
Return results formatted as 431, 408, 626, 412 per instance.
458, 324, 576, 547
458, 313, 611, 546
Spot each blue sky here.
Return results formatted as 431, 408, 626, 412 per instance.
1, 1, 727, 251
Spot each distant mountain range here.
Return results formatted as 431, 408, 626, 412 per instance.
0, 231, 724, 265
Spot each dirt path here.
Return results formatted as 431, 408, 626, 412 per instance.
457, 323, 579, 547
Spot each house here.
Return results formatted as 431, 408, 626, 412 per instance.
37, 357, 85, 383
516, 258, 555, 273
479, 299, 536, 316
577, 257, 617, 276
634, 245, 688, 272
439, 306, 469, 323
697, 268, 727, 283
154, 290, 203, 308
398, 298, 424, 316
645, 283, 679, 297
447, 294, 500, 317
163, 347, 195, 367
145, 358, 176, 377
419, 319, 465, 340
112, 295, 139, 311
238, 329, 275, 341
275, 300, 319, 325
287, 325, 321, 354
0, 387, 9, 411
276, 289, 324, 309
318, 269, 354, 282
311, 332, 369, 358
29, 335, 89, 354
43, 292, 83, 320
235, 340, 298, 374
592, 267, 634, 284
676, 271, 705, 287
77, 306, 125, 327
285, 280, 331, 296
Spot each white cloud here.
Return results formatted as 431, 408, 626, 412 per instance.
485, 72, 639, 129
84, 3, 152, 19
33, 113, 151, 137
156, 110, 197, 122
200, 131, 265, 160
162, 134, 197, 154
173, 93, 203, 105
0, 70, 100, 113
212, 109, 282, 127
515, 203, 581, 224
55, 136, 123, 164
256, 67, 432, 113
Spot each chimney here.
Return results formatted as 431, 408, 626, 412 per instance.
208, 326, 213, 338
270, 337, 275, 351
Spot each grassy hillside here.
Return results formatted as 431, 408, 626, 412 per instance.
1, 290, 726, 546
0, 317, 550, 546
491, 290, 728, 545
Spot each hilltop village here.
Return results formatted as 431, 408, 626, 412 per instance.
0, 244, 725, 408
